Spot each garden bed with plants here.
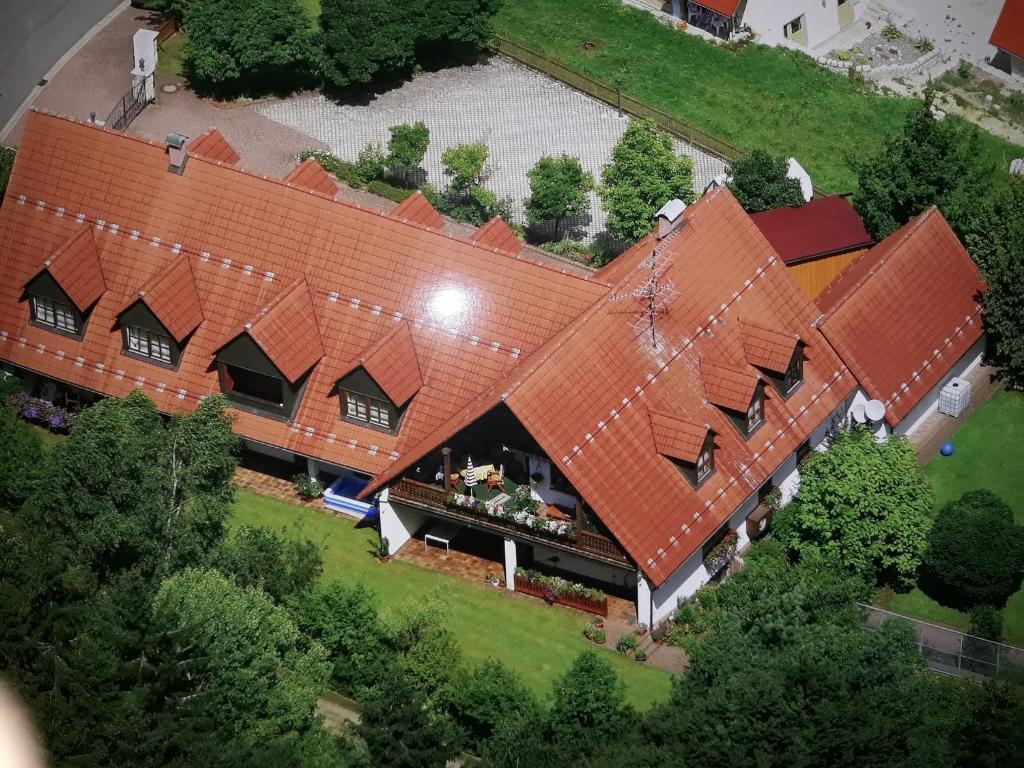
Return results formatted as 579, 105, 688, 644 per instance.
515, 567, 607, 615
10, 393, 74, 434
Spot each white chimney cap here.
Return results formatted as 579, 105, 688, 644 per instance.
851, 404, 867, 424
786, 158, 813, 202
655, 199, 687, 223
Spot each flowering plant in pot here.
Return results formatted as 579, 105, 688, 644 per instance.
593, 628, 607, 644
635, 648, 648, 662
374, 535, 391, 564
634, 623, 648, 637
583, 622, 598, 641
616, 634, 637, 654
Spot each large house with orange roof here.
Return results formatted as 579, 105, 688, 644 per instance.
0, 111, 984, 626
991, 0, 1024, 77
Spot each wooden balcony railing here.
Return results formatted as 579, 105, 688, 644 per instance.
389, 478, 631, 566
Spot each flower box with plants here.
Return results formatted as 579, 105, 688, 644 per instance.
446, 485, 574, 539
702, 529, 738, 574
513, 567, 608, 615
10, 393, 74, 434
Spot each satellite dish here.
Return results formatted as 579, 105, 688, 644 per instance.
851, 404, 867, 424
865, 400, 886, 422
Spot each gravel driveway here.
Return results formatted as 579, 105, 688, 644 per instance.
257, 56, 727, 240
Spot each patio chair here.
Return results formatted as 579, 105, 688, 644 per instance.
486, 465, 504, 491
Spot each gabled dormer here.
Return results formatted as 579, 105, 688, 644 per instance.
739, 319, 804, 399
701, 360, 767, 437
472, 216, 523, 256
118, 256, 203, 368
335, 322, 422, 434
24, 228, 106, 339
650, 409, 716, 488
214, 278, 323, 419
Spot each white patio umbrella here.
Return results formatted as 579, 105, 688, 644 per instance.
464, 455, 478, 499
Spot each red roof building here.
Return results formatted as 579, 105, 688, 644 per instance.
0, 112, 984, 626
991, 0, 1024, 63
817, 208, 985, 428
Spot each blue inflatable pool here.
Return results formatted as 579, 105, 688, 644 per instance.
323, 475, 375, 519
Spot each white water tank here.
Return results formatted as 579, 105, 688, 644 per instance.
938, 377, 971, 417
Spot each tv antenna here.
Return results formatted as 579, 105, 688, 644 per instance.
609, 248, 678, 349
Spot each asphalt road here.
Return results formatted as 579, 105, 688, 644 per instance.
0, 0, 125, 139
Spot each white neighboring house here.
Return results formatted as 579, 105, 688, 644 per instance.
684, 0, 864, 49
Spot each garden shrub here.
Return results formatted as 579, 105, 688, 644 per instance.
0, 145, 15, 200
968, 605, 1004, 642
923, 490, 1024, 608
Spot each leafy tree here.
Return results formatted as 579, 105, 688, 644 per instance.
215, 525, 323, 603
0, 145, 15, 200
774, 428, 932, 589
923, 490, 1024, 607
481, 712, 561, 768
549, 650, 633, 758
358, 665, 459, 768
851, 100, 988, 239
968, 605, 1004, 641
442, 143, 489, 191
146, 568, 340, 766
599, 118, 695, 242
181, 0, 318, 98
726, 149, 805, 213
446, 659, 538, 751
292, 581, 393, 695
387, 122, 430, 181
389, 596, 462, 706
525, 155, 594, 239
963, 177, 1024, 387
0, 403, 47, 510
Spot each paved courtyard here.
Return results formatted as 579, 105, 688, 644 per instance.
257, 56, 728, 240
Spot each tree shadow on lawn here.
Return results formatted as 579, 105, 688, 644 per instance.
917, 568, 1014, 613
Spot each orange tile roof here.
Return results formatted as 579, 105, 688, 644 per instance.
817, 208, 984, 425
243, 279, 324, 383
0, 111, 604, 479
649, 409, 709, 464
132, 256, 203, 342
473, 216, 523, 256
284, 159, 340, 197
188, 129, 240, 165
389, 191, 445, 230
701, 360, 762, 412
739, 319, 799, 374
370, 188, 856, 585
38, 228, 106, 311
347, 321, 422, 407
991, 0, 1024, 59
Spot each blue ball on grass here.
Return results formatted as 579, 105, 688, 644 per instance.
940, 442, 955, 457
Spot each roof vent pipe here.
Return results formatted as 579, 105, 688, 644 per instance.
655, 198, 687, 239
166, 133, 189, 175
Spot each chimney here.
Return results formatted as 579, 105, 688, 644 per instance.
166, 133, 188, 174
654, 198, 686, 239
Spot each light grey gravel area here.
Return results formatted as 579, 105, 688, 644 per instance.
256, 56, 727, 240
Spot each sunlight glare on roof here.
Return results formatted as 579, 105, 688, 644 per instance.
428, 286, 469, 327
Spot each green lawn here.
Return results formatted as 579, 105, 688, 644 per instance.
157, 32, 186, 80
230, 489, 674, 709
494, 0, 1021, 193
876, 391, 1024, 645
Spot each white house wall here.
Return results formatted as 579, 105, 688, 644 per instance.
893, 336, 985, 437
378, 489, 427, 555
740, 0, 862, 49
530, 541, 635, 589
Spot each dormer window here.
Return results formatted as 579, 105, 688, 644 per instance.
782, 346, 804, 395
126, 325, 172, 364
746, 390, 764, 433
32, 295, 78, 333
650, 409, 715, 489
696, 441, 715, 482
344, 390, 392, 429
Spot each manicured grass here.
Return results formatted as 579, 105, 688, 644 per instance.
876, 391, 1024, 646
157, 32, 186, 80
30, 424, 66, 447
296, 0, 320, 25
493, 0, 1021, 193
230, 489, 674, 709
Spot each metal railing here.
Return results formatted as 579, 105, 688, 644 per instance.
493, 35, 744, 162
861, 604, 1024, 683
105, 76, 150, 132
390, 478, 631, 565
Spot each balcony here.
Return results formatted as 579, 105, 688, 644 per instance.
389, 478, 632, 566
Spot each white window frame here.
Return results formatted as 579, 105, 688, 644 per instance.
747, 394, 764, 433
784, 15, 803, 36
344, 390, 392, 429
32, 296, 77, 333
126, 325, 172, 363
696, 447, 713, 482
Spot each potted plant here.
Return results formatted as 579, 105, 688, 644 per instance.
583, 622, 597, 641
650, 625, 666, 645
593, 628, 607, 645
375, 535, 391, 564
485, 572, 502, 588
634, 622, 648, 637
292, 473, 324, 501
616, 634, 637, 654
593, 614, 605, 629
635, 648, 648, 663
